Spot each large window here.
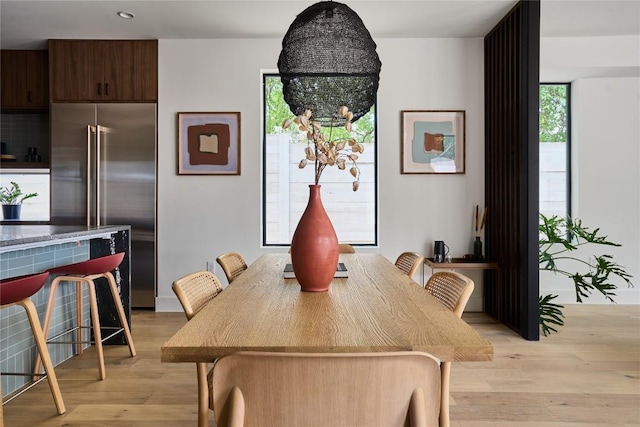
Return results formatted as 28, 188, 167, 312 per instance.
262, 73, 378, 246
539, 83, 570, 218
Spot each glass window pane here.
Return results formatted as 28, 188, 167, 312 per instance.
539, 83, 570, 218
263, 74, 378, 246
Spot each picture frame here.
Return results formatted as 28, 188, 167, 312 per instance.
400, 110, 465, 174
177, 112, 241, 175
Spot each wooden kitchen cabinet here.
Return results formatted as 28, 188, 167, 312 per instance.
49, 39, 157, 102
1, 50, 49, 109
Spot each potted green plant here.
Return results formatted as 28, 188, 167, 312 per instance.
0, 181, 38, 220
538, 213, 634, 336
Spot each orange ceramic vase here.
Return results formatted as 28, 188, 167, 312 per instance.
290, 185, 339, 292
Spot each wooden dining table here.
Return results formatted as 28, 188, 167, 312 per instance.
161, 253, 493, 364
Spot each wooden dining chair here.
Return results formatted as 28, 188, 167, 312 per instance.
215, 252, 248, 284
172, 271, 224, 427
338, 243, 356, 253
424, 271, 475, 427
210, 351, 441, 427
395, 251, 425, 280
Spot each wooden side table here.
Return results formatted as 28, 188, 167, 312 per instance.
424, 257, 499, 274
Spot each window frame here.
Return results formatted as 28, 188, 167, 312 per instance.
261, 72, 379, 247
539, 82, 572, 219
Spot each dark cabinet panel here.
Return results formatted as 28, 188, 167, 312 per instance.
133, 41, 158, 101
48, 40, 96, 101
1, 50, 49, 109
49, 39, 157, 102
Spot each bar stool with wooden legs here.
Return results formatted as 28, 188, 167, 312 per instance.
1, 272, 65, 415
33, 253, 136, 380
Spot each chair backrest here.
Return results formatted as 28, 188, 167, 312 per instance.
395, 252, 425, 279
424, 271, 475, 318
211, 351, 441, 427
172, 271, 223, 320
215, 252, 248, 284
338, 243, 356, 253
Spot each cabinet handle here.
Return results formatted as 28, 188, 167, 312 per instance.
105, 83, 109, 96
27, 91, 32, 103
97, 83, 102, 96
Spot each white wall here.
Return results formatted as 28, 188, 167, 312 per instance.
156, 37, 486, 311
540, 35, 640, 304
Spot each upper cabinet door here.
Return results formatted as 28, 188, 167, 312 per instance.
49, 39, 157, 102
132, 40, 158, 101
49, 40, 97, 101
1, 50, 49, 109
97, 40, 134, 101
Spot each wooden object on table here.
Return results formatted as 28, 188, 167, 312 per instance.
172, 271, 223, 427
215, 252, 248, 284
161, 253, 493, 364
425, 271, 475, 427
211, 351, 442, 427
394, 251, 425, 280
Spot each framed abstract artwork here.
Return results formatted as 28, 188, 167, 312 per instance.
400, 110, 465, 174
177, 112, 241, 175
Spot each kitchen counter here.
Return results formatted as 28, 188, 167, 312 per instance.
0, 224, 132, 397
0, 224, 130, 252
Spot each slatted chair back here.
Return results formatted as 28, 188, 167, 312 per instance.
424, 271, 475, 318
216, 252, 248, 284
211, 351, 441, 427
395, 251, 425, 279
424, 270, 475, 427
171, 270, 224, 427
172, 270, 223, 320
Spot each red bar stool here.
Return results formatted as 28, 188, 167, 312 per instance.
34, 253, 136, 380
0, 272, 65, 414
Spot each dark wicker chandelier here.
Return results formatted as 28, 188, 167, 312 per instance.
277, 1, 381, 126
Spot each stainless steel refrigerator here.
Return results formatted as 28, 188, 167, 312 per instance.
50, 103, 156, 308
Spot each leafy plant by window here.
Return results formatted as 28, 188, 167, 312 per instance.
538, 214, 634, 336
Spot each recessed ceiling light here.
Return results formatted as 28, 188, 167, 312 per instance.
117, 11, 135, 19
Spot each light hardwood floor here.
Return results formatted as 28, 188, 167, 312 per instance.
2, 305, 639, 427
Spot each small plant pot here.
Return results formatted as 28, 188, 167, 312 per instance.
2, 204, 21, 220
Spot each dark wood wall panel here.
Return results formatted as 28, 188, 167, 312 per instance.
484, 1, 540, 340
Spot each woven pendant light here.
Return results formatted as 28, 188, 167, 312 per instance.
278, 1, 381, 126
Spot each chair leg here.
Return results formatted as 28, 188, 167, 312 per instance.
87, 280, 106, 380
440, 361, 451, 427
20, 299, 66, 415
33, 276, 63, 380
76, 280, 84, 356
197, 362, 209, 427
104, 272, 136, 357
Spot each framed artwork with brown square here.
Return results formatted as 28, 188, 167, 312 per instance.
401, 110, 465, 174
177, 112, 241, 175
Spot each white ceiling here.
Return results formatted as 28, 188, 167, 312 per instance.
1, 0, 638, 50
